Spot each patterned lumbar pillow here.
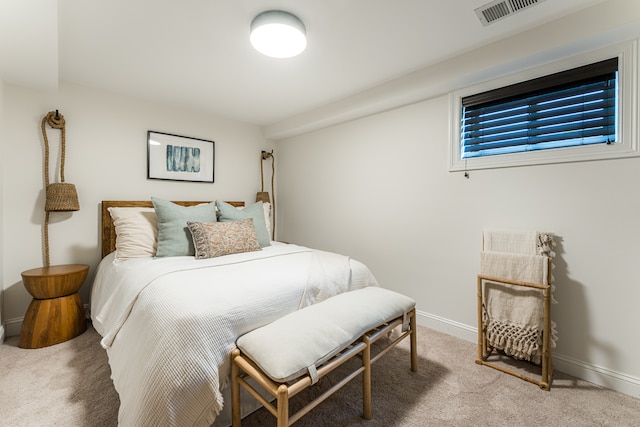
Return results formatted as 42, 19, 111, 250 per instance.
187, 218, 261, 259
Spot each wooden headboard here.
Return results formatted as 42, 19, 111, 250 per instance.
101, 200, 245, 258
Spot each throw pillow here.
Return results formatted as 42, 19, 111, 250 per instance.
108, 207, 158, 259
151, 197, 217, 256
187, 219, 261, 259
216, 200, 271, 247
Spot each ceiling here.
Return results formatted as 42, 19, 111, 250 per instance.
1, 0, 607, 127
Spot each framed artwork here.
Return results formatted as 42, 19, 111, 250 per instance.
147, 131, 215, 183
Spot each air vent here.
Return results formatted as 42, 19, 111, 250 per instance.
475, 0, 546, 26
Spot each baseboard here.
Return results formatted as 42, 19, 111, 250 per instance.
4, 316, 21, 338
0, 324, 5, 344
415, 309, 640, 399
415, 309, 477, 343
553, 353, 640, 399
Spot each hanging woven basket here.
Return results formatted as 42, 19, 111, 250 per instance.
45, 182, 80, 212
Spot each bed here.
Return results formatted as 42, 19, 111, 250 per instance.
91, 199, 379, 426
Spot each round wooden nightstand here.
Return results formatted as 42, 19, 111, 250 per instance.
19, 264, 89, 349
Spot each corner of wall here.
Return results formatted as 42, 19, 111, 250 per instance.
1, 75, 5, 339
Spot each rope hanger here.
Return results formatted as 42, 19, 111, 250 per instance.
41, 110, 80, 266
42, 110, 67, 187
258, 150, 275, 240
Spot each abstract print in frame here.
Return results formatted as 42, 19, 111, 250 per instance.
147, 131, 215, 183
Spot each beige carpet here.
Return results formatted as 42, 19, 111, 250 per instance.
1, 322, 639, 426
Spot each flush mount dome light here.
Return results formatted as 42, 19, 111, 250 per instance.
250, 10, 306, 58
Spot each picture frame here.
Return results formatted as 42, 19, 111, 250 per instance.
147, 131, 215, 183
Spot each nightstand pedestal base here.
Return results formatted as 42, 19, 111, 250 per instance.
19, 264, 88, 349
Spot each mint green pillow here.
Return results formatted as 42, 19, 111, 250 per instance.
216, 200, 271, 247
151, 197, 217, 257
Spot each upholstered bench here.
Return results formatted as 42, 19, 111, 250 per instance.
231, 286, 417, 427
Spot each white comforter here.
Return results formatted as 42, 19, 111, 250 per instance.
91, 243, 378, 426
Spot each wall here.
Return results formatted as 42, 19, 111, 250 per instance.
2, 81, 270, 336
0, 77, 5, 342
274, 2, 640, 397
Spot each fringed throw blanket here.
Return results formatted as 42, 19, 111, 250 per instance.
481, 230, 557, 364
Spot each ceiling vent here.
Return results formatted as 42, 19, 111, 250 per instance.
475, 0, 546, 26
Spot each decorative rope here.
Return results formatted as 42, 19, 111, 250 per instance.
41, 111, 66, 267
42, 111, 67, 187
270, 154, 275, 240
260, 151, 276, 240
260, 154, 265, 193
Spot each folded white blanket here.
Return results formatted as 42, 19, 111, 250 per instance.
483, 229, 539, 255
484, 280, 545, 362
480, 251, 549, 286
480, 250, 556, 363
483, 229, 556, 259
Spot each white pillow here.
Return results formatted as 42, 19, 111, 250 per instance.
108, 207, 158, 260
237, 202, 272, 238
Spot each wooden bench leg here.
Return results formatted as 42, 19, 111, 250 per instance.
410, 308, 418, 372
363, 336, 372, 420
231, 349, 242, 427
277, 384, 289, 427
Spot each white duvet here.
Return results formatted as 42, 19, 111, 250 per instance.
90, 242, 378, 426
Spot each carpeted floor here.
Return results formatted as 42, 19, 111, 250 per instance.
1, 322, 639, 426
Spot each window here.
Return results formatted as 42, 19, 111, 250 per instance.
449, 41, 638, 171
461, 58, 617, 158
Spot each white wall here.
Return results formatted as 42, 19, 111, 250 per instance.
0, 76, 5, 343
274, 1, 640, 397
1, 81, 271, 336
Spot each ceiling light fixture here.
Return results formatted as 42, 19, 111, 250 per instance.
250, 10, 306, 58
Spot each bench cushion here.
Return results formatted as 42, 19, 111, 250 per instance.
236, 286, 415, 383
